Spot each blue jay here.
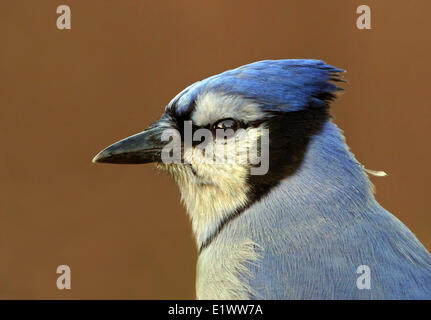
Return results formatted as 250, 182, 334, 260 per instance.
93, 59, 431, 299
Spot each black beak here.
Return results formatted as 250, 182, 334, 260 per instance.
92, 121, 168, 164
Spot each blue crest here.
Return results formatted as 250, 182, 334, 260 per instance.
168, 59, 344, 115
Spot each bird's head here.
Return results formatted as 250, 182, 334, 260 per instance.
93, 59, 344, 236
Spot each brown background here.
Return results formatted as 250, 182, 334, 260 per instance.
0, 0, 430, 299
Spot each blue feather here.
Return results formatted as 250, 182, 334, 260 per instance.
168, 59, 344, 115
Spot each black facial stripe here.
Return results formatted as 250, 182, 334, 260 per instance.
167, 99, 197, 132
199, 202, 252, 253
246, 106, 330, 204
168, 107, 270, 148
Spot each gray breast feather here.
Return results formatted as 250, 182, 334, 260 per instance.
243, 200, 431, 299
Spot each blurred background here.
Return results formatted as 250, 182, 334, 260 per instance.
0, 0, 430, 299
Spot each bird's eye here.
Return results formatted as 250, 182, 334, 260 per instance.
212, 118, 240, 132
211, 118, 241, 139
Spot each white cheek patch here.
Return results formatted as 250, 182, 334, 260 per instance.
185, 125, 270, 177
192, 92, 265, 126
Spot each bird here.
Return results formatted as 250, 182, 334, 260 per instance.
93, 59, 431, 299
